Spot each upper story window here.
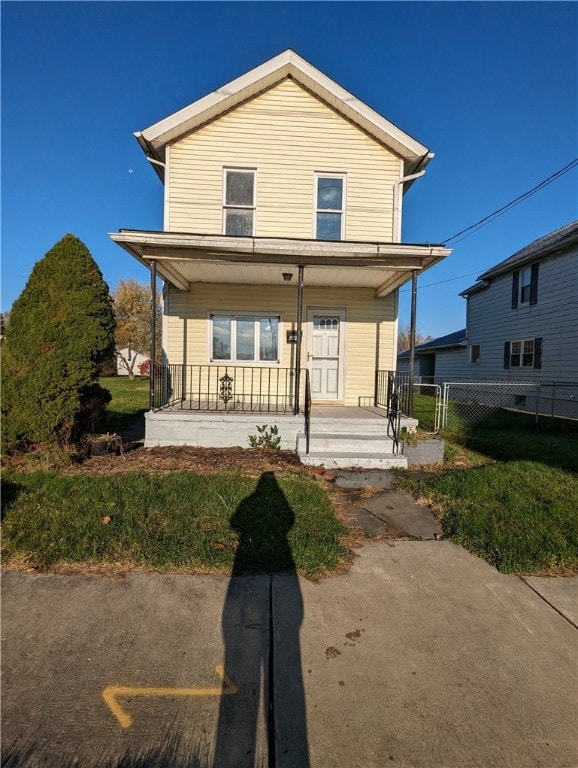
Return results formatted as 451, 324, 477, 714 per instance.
315, 173, 345, 240
470, 345, 480, 363
519, 267, 532, 305
223, 169, 255, 236
511, 263, 539, 308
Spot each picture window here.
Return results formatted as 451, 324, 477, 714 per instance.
211, 314, 279, 363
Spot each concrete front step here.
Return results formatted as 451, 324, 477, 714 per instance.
308, 418, 392, 436
299, 450, 407, 469
297, 432, 396, 454
309, 415, 418, 436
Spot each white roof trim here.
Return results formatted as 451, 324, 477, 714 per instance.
136, 50, 429, 166
109, 230, 450, 295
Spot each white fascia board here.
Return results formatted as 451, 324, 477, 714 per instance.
136, 49, 429, 163
111, 230, 450, 260
108, 232, 190, 291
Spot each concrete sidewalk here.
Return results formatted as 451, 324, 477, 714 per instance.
2, 541, 577, 768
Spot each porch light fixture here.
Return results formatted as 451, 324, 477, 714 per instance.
282, 272, 293, 282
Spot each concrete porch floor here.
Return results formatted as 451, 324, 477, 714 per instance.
310, 405, 389, 419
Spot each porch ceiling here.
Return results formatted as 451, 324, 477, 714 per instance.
110, 230, 451, 296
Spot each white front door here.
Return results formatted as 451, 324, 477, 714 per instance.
308, 309, 345, 401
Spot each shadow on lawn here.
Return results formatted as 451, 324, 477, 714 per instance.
442, 407, 578, 472
0, 477, 22, 522
214, 471, 310, 768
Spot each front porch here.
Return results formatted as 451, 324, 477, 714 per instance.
146, 364, 417, 468
108, 230, 447, 468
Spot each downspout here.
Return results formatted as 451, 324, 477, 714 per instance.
146, 156, 166, 170
392, 153, 433, 243
146, 155, 166, 407
393, 154, 433, 418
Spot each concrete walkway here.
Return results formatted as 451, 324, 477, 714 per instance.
2, 542, 577, 768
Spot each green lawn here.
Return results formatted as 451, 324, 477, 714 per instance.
100, 376, 149, 432
401, 400, 578, 574
1, 470, 350, 578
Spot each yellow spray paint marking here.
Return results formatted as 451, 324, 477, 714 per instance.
102, 664, 238, 729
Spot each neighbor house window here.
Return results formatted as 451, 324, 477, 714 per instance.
510, 340, 522, 367
511, 263, 539, 308
470, 345, 481, 363
223, 169, 255, 236
504, 338, 544, 369
519, 267, 532, 305
315, 173, 345, 240
211, 314, 279, 363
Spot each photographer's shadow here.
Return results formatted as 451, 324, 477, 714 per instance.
213, 472, 309, 768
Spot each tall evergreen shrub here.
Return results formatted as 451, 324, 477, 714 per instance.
2, 234, 116, 452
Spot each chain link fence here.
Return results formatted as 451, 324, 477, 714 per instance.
440, 380, 578, 430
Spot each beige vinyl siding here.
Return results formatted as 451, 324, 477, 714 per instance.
168, 78, 400, 241
165, 283, 396, 405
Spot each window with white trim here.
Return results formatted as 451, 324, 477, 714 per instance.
315, 173, 345, 240
211, 314, 280, 363
510, 339, 534, 367
512, 263, 539, 308
519, 266, 532, 305
223, 169, 255, 236
470, 345, 480, 363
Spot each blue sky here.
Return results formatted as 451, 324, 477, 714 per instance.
2, 1, 576, 338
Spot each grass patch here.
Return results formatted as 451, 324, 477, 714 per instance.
439, 403, 578, 472
401, 404, 578, 574
405, 461, 578, 573
100, 376, 149, 432
1, 470, 350, 578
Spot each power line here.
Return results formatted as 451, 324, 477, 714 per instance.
399, 270, 481, 293
441, 159, 578, 246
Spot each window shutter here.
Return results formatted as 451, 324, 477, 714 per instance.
530, 263, 539, 305
504, 341, 510, 369
511, 271, 519, 309
534, 337, 543, 369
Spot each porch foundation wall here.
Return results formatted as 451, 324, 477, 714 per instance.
144, 411, 303, 450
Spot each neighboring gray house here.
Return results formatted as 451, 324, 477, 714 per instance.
397, 329, 467, 381
460, 220, 578, 383
398, 222, 578, 386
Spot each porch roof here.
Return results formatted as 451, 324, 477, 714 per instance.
109, 229, 451, 297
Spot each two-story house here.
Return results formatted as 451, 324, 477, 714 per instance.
110, 50, 450, 466
460, 220, 578, 384
397, 221, 577, 420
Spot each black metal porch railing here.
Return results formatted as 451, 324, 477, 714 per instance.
375, 370, 413, 413
375, 370, 413, 452
152, 363, 308, 414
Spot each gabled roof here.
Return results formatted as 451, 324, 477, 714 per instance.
461, 220, 578, 296
136, 49, 432, 179
398, 328, 467, 359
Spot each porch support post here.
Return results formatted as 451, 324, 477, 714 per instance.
294, 265, 305, 415
150, 259, 157, 411
408, 269, 417, 418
